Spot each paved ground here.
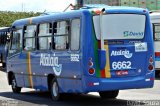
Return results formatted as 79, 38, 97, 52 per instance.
0, 70, 160, 106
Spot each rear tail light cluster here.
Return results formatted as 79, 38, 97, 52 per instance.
145, 55, 155, 82
148, 65, 154, 71
88, 58, 95, 75
148, 55, 154, 71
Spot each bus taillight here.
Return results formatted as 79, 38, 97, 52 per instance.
150, 78, 154, 81
148, 64, 154, 71
148, 56, 154, 71
88, 57, 94, 75
149, 56, 153, 63
88, 57, 93, 67
88, 68, 95, 75
88, 60, 93, 67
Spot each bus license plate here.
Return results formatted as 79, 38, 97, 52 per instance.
116, 70, 128, 76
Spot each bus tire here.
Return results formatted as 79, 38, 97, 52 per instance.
156, 71, 160, 78
2, 62, 6, 68
50, 78, 61, 101
99, 90, 119, 99
0, 54, 2, 63
11, 75, 21, 93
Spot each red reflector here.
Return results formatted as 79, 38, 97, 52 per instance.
149, 57, 153, 63
150, 78, 154, 81
148, 65, 153, 70
89, 68, 95, 75
88, 83, 94, 86
116, 70, 128, 76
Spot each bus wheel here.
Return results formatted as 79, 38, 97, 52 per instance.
99, 90, 119, 99
50, 78, 61, 101
11, 75, 21, 93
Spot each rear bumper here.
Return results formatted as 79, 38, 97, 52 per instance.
82, 75, 154, 93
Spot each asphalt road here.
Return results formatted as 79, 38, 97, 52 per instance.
0, 70, 160, 106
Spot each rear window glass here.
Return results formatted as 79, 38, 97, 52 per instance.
93, 14, 146, 40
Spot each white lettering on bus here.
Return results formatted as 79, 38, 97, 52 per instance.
112, 61, 131, 70
111, 49, 133, 58
40, 53, 62, 76
71, 54, 79, 62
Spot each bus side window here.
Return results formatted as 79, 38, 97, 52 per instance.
71, 18, 80, 51
1, 32, 5, 45
23, 25, 36, 51
53, 21, 69, 50
0, 33, 1, 46
0, 33, 2, 45
38, 23, 52, 50
1, 33, 3, 45
3, 32, 6, 45
10, 29, 22, 54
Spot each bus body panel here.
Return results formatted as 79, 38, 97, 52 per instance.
7, 11, 85, 92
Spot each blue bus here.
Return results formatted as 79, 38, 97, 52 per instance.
0, 27, 10, 69
7, 5, 155, 101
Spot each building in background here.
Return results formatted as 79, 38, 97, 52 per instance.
84, 0, 120, 6
83, 0, 160, 10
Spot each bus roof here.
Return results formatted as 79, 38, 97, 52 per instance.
12, 5, 148, 28
0, 27, 10, 30
0, 27, 10, 35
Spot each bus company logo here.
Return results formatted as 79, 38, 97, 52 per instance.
111, 49, 133, 58
40, 53, 62, 76
123, 31, 144, 37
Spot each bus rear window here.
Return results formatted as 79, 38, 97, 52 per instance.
93, 14, 146, 40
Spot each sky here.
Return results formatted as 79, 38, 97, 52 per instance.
0, 0, 76, 12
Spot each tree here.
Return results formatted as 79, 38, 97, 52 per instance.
0, 11, 41, 27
